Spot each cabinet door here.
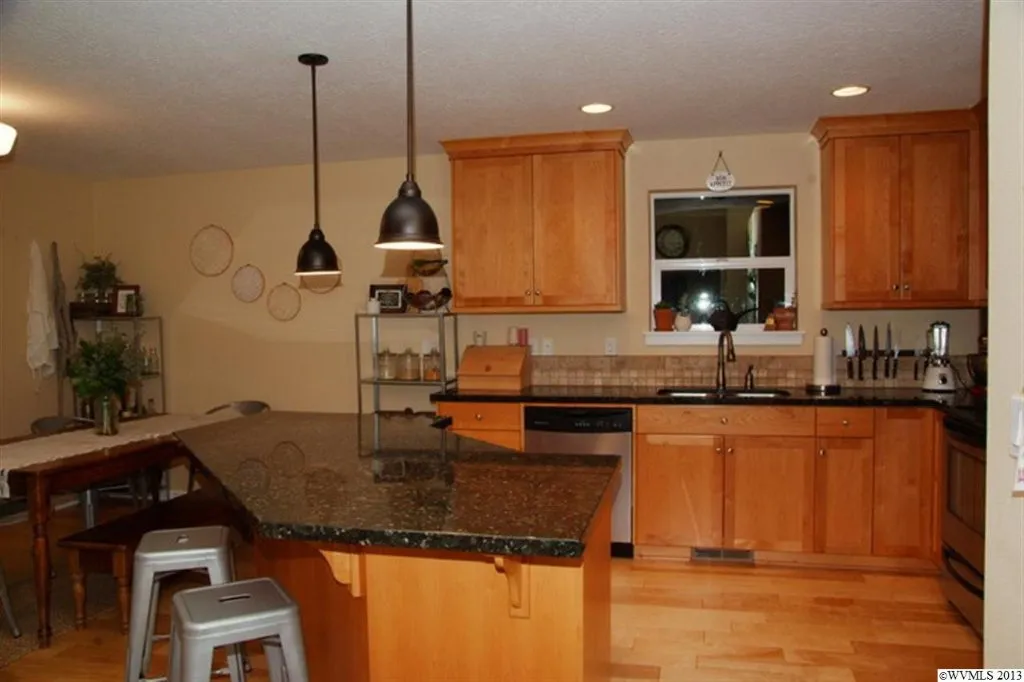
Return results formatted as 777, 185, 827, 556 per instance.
899, 132, 971, 303
531, 151, 624, 310
635, 434, 723, 547
724, 436, 816, 552
826, 136, 902, 305
450, 156, 535, 310
452, 429, 521, 451
814, 437, 874, 555
873, 408, 935, 558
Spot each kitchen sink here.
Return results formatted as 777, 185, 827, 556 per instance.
656, 387, 791, 399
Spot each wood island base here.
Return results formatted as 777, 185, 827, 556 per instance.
254, 498, 612, 682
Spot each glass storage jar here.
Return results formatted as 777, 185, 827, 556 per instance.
396, 348, 421, 381
377, 349, 397, 380
422, 348, 441, 382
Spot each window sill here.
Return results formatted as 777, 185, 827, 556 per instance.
644, 329, 806, 347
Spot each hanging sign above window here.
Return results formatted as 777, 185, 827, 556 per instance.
705, 151, 736, 192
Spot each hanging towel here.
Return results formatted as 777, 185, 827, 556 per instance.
26, 240, 59, 379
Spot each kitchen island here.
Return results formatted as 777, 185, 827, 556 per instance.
175, 411, 619, 682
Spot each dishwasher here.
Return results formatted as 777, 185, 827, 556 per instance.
523, 406, 633, 557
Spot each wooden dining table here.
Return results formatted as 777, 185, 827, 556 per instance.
0, 412, 236, 646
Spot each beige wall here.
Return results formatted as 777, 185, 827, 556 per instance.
91, 132, 982, 415
984, 0, 1023, 666
0, 164, 94, 438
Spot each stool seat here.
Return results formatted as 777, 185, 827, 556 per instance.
170, 578, 307, 682
136, 526, 233, 568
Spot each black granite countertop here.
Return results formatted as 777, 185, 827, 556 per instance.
174, 411, 618, 559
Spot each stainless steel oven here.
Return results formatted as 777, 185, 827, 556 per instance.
941, 412, 986, 636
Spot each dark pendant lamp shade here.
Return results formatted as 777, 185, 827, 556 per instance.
375, 0, 443, 251
295, 53, 341, 276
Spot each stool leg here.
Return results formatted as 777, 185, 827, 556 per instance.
262, 638, 285, 682
141, 575, 162, 676
278, 619, 309, 682
180, 641, 215, 682
206, 557, 249, 681
68, 551, 86, 630
124, 564, 155, 682
167, 619, 181, 682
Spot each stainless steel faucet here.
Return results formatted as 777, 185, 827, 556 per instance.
716, 330, 736, 392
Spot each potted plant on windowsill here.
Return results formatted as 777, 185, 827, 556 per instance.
66, 334, 139, 435
653, 300, 677, 332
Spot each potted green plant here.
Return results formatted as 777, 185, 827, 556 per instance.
66, 334, 139, 435
76, 255, 122, 304
653, 300, 676, 331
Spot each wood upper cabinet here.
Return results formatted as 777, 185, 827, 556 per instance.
450, 155, 534, 309
635, 434, 723, 548
872, 408, 935, 559
814, 437, 874, 555
814, 110, 984, 309
442, 130, 631, 313
724, 436, 816, 553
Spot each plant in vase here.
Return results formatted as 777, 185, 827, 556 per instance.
66, 334, 139, 435
76, 255, 122, 306
653, 300, 676, 332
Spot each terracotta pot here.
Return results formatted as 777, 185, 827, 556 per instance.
653, 308, 676, 331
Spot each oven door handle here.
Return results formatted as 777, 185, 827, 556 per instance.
942, 546, 984, 599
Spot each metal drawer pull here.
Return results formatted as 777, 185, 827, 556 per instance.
891, 284, 899, 291
475, 414, 483, 421
842, 419, 850, 426
726, 447, 734, 454
720, 417, 728, 425
818, 448, 826, 457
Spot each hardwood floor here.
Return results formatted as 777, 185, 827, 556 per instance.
0, 506, 980, 681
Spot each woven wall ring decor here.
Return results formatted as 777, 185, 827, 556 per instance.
267, 282, 302, 321
231, 264, 265, 303
189, 223, 233, 276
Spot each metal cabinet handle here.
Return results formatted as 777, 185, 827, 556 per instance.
903, 283, 910, 291
534, 290, 541, 295
819, 448, 826, 457
720, 417, 728, 425
525, 289, 532, 296
726, 447, 734, 454
891, 284, 899, 291
474, 414, 483, 421
715, 447, 722, 454
842, 419, 850, 426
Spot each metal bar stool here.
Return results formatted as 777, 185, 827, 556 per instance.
125, 526, 245, 682
169, 577, 307, 682
0, 561, 21, 639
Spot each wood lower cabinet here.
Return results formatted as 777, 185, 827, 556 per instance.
634, 434, 723, 547
814, 437, 875, 555
442, 130, 631, 313
436, 402, 522, 451
452, 429, 521, 450
872, 408, 935, 559
724, 436, 816, 552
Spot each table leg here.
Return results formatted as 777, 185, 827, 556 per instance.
144, 465, 163, 505
28, 476, 53, 647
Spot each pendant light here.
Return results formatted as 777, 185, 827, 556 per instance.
375, 0, 443, 250
295, 53, 341, 276
0, 122, 17, 156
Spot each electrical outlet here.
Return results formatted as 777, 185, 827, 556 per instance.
541, 338, 554, 356
604, 337, 617, 356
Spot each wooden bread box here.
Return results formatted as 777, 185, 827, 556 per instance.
457, 346, 531, 392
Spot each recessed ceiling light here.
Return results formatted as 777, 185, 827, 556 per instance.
831, 85, 870, 98
581, 103, 613, 114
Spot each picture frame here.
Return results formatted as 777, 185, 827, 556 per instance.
369, 284, 408, 313
112, 285, 141, 316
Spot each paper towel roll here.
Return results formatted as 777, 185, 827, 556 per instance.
812, 334, 836, 386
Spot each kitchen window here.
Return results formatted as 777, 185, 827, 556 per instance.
646, 187, 801, 346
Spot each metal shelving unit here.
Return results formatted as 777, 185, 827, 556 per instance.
354, 312, 459, 448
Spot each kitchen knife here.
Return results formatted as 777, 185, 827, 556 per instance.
884, 323, 892, 379
893, 343, 900, 378
857, 325, 866, 381
844, 324, 855, 380
872, 325, 879, 381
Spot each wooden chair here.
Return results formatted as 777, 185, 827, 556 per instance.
186, 401, 270, 491
0, 560, 21, 638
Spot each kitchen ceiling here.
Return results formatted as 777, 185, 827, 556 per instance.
0, 0, 982, 179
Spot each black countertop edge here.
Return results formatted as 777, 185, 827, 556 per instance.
257, 523, 586, 559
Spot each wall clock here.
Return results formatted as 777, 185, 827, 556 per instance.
655, 224, 688, 259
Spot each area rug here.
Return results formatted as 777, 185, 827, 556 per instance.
0, 571, 117, 669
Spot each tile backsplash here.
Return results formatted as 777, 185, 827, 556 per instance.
530, 354, 971, 389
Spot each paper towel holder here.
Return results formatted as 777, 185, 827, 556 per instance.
806, 328, 842, 396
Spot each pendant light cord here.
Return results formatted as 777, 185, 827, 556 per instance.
311, 61, 322, 228
406, 0, 416, 183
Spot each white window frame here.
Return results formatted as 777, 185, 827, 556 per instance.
645, 187, 803, 346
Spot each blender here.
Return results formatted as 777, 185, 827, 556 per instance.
922, 321, 955, 392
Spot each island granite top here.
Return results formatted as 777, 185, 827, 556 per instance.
174, 411, 618, 559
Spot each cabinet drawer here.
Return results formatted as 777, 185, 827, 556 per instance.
437, 403, 521, 431
637, 406, 814, 437
816, 408, 874, 438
